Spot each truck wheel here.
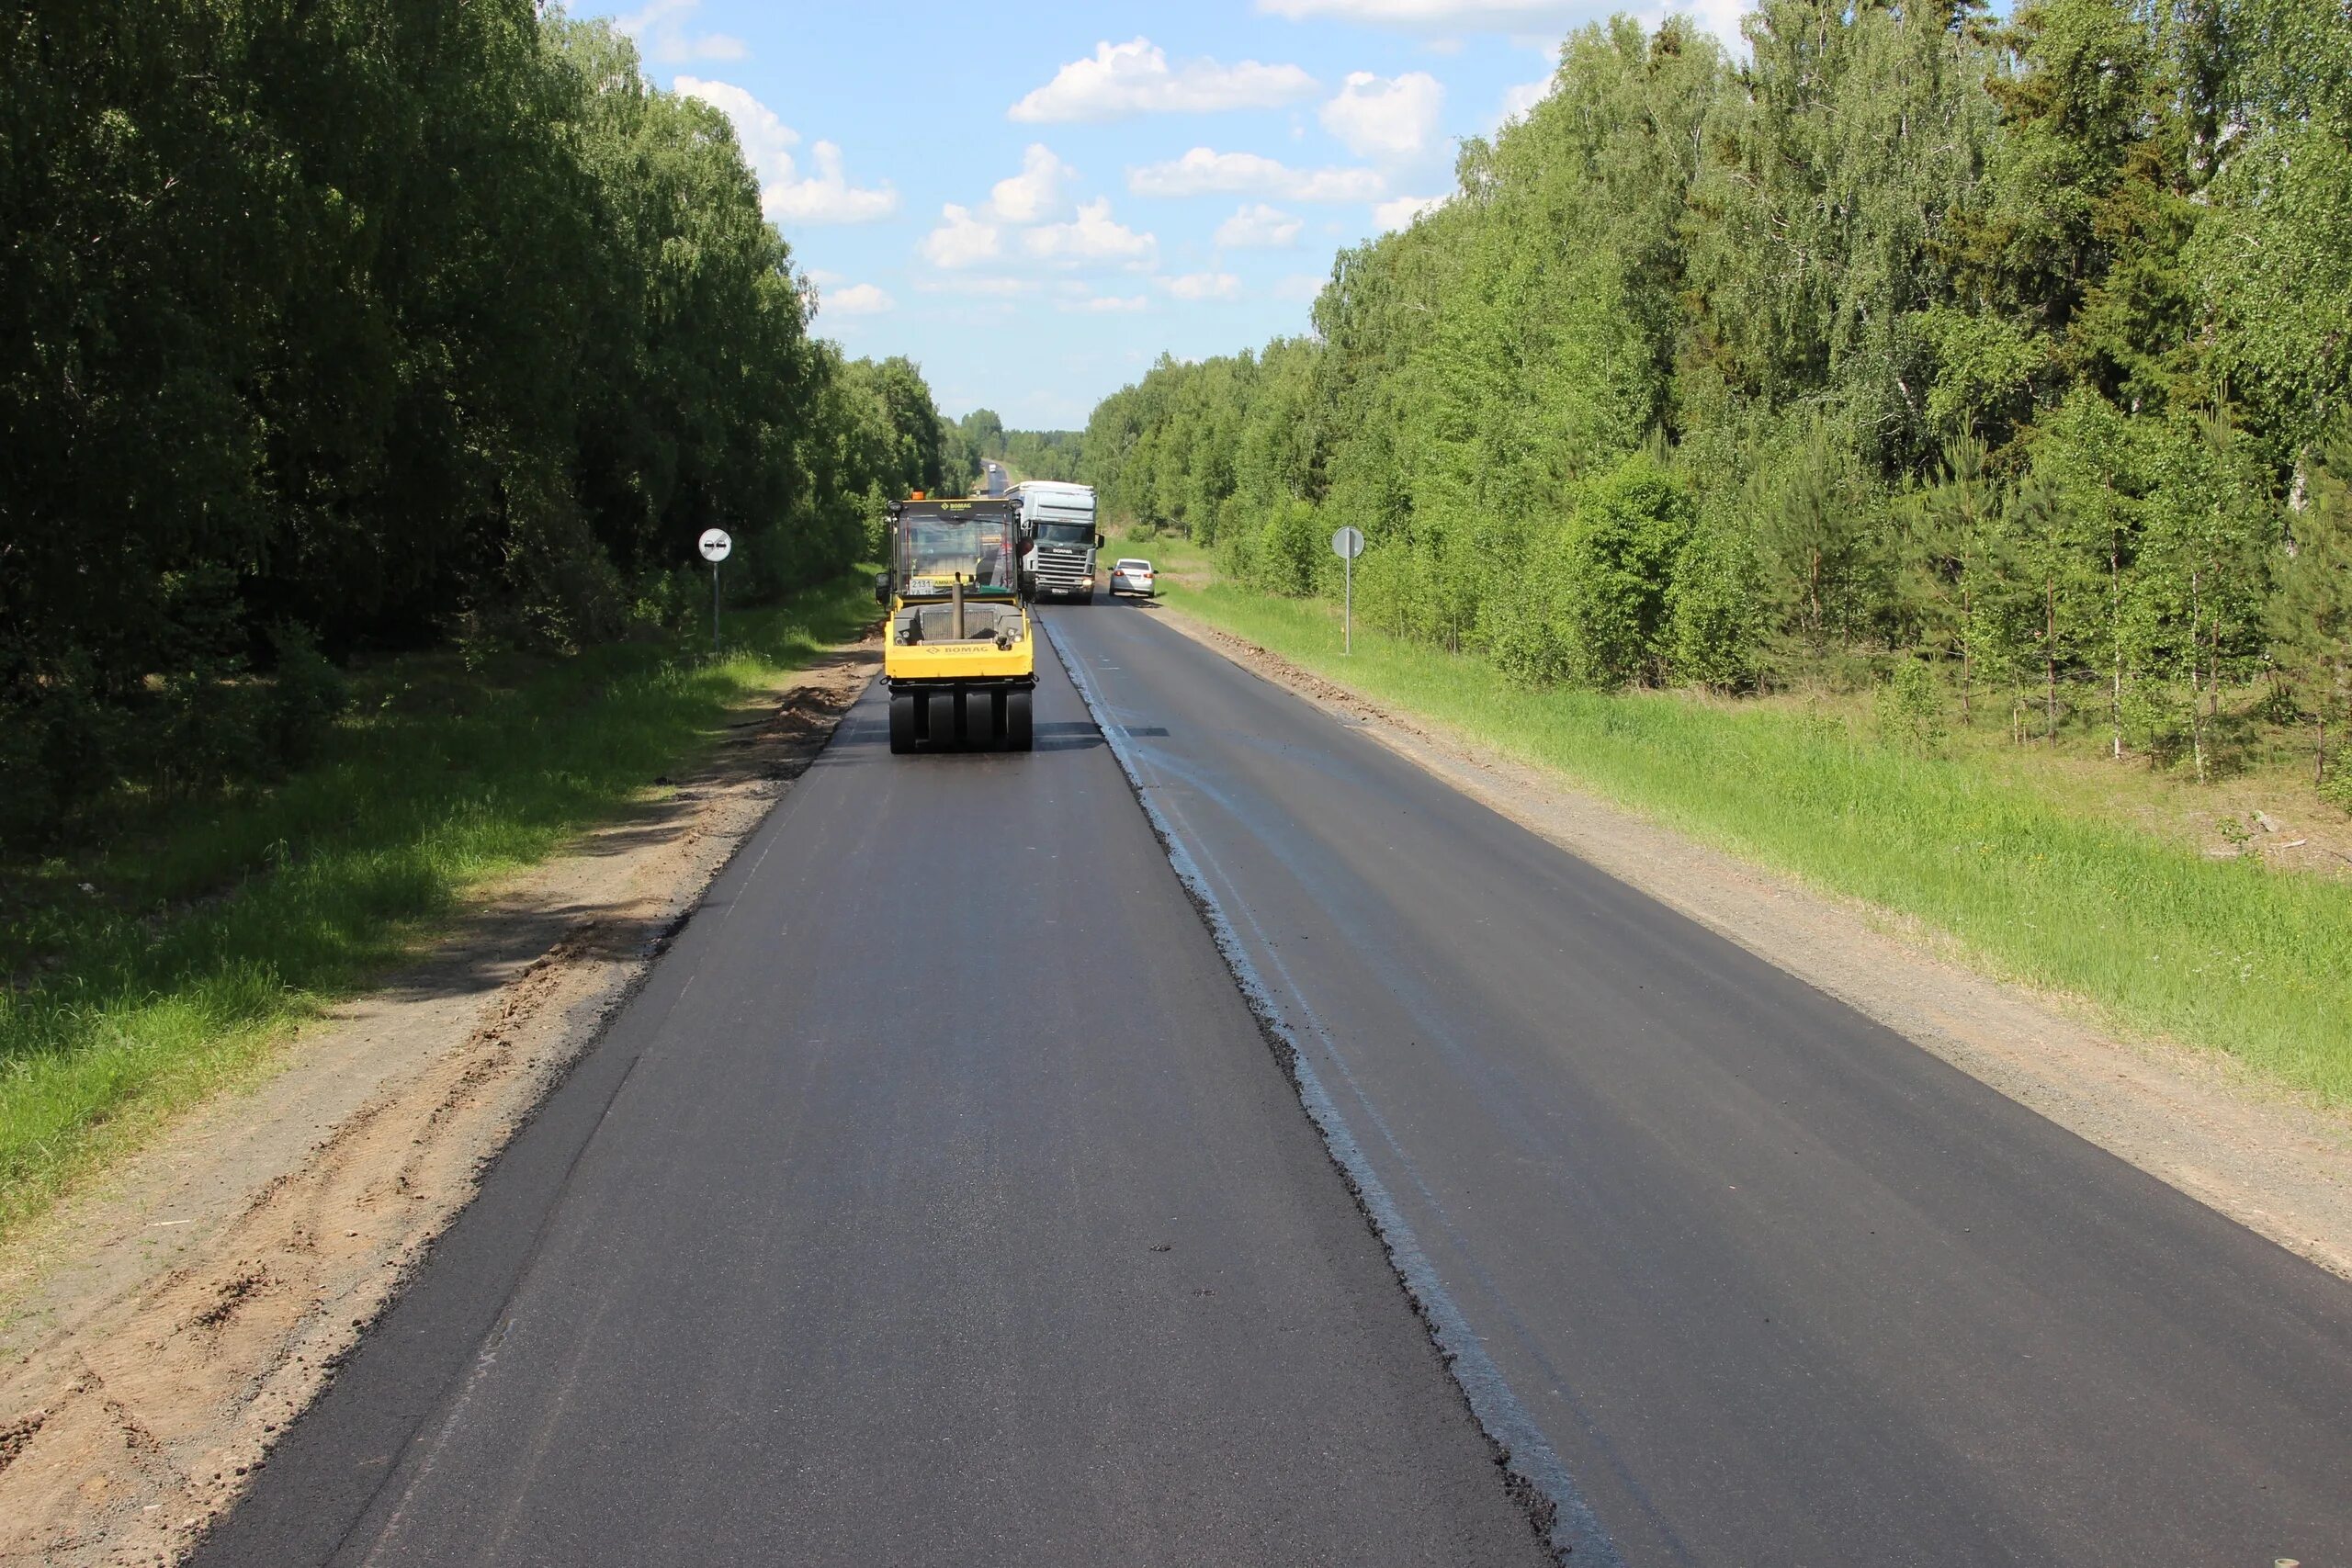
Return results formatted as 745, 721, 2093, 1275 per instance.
888, 691, 914, 754
1006, 689, 1034, 752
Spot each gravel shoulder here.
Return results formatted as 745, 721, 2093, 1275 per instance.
0, 638, 878, 1567
1148, 602, 2352, 1284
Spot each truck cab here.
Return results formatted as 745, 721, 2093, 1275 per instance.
1010, 480, 1102, 604
876, 498, 1035, 752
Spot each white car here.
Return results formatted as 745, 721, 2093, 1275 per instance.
1108, 558, 1157, 597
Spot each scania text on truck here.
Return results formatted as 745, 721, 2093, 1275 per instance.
874, 496, 1035, 753
1010, 480, 1102, 604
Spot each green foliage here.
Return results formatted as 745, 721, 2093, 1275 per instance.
1559, 457, 1697, 689
0, 574, 878, 1234
1082, 0, 2328, 776
1876, 660, 1949, 756
1161, 569, 2352, 1105
949, 409, 1084, 486
1668, 515, 1768, 691
0, 4, 940, 849
2270, 432, 2352, 789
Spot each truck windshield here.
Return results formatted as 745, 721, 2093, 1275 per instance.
1034, 522, 1093, 546
900, 515, 1014, 591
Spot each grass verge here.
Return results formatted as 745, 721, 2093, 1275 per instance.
0, 574, 876, 1238
1140, 539, 2352, 1107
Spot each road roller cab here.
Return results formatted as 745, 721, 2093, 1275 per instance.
876, 497, 1036, 753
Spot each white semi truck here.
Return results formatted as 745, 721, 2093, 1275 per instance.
1009, 480, 1101, 604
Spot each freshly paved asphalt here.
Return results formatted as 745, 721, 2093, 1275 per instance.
1045, 598, 2352, 1566
193, 634, 1547, 1567
200, 593, 2352, 1567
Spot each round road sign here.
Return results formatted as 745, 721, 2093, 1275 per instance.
1330, 525, 1365, 560
698, 528, 733, 564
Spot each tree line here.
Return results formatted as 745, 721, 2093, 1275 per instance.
1081, 0, 2352, 791
942, 409, 1087, 489
0, 1, 955, 846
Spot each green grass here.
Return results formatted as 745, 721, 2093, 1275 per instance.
0, 574, 877, 1236
1140, 536, 2352, 1107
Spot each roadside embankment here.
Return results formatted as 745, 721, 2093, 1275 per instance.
0, 574, 876, 1243
1136, 545, 2352, 1111
1131, 591, 2352, 1284
0, 620, 876, 1566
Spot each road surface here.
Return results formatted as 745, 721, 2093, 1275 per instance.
192, 626, 1546, 1568
201, 595, 2352, 1566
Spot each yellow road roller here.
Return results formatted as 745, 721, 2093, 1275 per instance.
875, 496, 1036, 753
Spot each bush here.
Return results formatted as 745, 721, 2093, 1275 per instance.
1668, 519, 1766, 690
1250, 498, 1326, 597
0, 674, 119, 847
263, 626, 353, 770
1560, 455, 1695, 689
1875, 659, 1947, 756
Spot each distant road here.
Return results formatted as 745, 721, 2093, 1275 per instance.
202, 593, 2351, 1567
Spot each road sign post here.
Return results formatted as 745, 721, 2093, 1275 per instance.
698, 529, 733, 653
1330, 525, 1364, 655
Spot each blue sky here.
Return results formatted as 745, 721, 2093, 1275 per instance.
597, 0, 1744, 428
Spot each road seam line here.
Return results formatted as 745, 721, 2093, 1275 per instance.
1044, 615, 1624, 1567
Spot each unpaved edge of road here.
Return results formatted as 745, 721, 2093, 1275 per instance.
1143, 603, 2352, 1287
0, 637, 879, 1567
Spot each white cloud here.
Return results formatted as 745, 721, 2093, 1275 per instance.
914, 276, 1039, 298
921, 204, 1003, 268
675, 78, 795, 183
1275, 271, 1329, 301
1498, 75, 1555, 125
1021, 197, 1159, 269
1319, 72, 1446, 161
924, 148, 1135, 273
1129, 148, 1385, 202
1063, 293, 1152, 313
1216, 203, 1305, 248
766, 141, 899, 224
1160, 272, 1245, 301
617, 0, 745, 63
1258, 0, 1591, 28
674, 79, 898, 225
1012, 38, 1319, 122
1374, 193, 1449, 231
1649, 0, 1750, 48
984, 144, 1076, 224
816, 282, 894, 317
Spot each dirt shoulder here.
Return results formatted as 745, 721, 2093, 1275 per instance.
1148, 603, 2352, 1285
0, 638, 877, 1567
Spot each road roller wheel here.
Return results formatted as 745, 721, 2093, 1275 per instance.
888, 690, 914, 754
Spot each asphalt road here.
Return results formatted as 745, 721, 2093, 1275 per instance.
200, 592, 2352, 1567
194, 633, 1547, 1568
1046, 597, 2352, 1566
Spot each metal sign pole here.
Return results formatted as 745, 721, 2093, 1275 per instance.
697, 528, 734, 655
1331, 525, 1362, 656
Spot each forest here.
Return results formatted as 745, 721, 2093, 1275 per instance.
944, 409, 1088, 486
0, 1, 956, 847
1081, 0, 2352, 794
